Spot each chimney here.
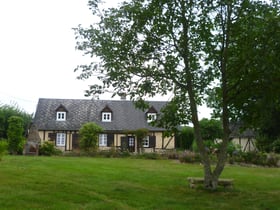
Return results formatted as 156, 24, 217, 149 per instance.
119, 92, 127, 100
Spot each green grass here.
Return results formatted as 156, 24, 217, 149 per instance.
0, 156, 279, 210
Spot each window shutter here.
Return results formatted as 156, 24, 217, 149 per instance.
107, 134, 114, 146
48, 133, 56, 141
149, 136, 156, 148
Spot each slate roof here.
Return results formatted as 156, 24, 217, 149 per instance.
33, 98, 168, 132
229, 122, 256, 138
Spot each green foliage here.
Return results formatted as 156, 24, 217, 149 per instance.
230, 151, 280, 167
208, 2, 280, 130
79, 122, 103, 152
175, 126, 194, 150
192, 140, 198, 153
74, 0, 280, 189
0, 139, 8, 160
7, 116, 25, 154
272, 138, 280, 153
199, 118, 222, 142
0, 104, 32, 139
39, 142, 62, 156
256, 135, 274, 153
134, 128, 149, 153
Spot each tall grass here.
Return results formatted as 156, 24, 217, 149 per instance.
0, 156, 279, 210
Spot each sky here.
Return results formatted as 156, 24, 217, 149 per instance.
0, 0, 211, 118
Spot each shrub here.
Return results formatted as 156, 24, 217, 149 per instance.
227, 142, 241, 157
256, 135, 274, 152
165, 150, 179, 159
39, 142, 62, 156
98, 148, 124, 158
0, 139, 8, 160
272, 138, 280, 153
79, 122, 103, 152
179, 150, 201, 163
7, 116, 24, 154
137, 152, 161, 160
266, 153, 279, 167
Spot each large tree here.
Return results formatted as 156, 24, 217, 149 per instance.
74, 0, 277, 189
208, 1, 280, 148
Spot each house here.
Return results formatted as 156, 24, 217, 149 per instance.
32, 98, 175, 152
230, 123, 257, 152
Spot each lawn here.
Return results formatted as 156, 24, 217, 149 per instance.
0, 156, 279, 210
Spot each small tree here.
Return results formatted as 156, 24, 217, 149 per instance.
0, 104, 32, 139
134, 128, 149, 154
7, 116, 25, 155
200, 118, 223, 142
176, 127, 194, 150
79, 122, 103, 152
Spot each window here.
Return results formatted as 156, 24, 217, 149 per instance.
99, 134, 107, 146
128, 137, 134, 146
147, 113, 157, 123
56, 112, 66, 121
102, 112, 112, 122
56, 133, 66, 146
142, 136, 149, 148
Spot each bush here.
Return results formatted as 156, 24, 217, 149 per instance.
272, 138, 280, 153
79, 122, 103, 152
137, 152, 161, 160
179, 150, 201, 163
242, 152, 267, 165
39, 142, 62, 156
256, 135, 274, 152
97, 148, 127, 158
0, 139, 8, 160
164, 150, 179, 159
266, 153, 279, 167
230, 151, 280, 167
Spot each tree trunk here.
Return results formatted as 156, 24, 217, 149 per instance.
179, 0, 220, 190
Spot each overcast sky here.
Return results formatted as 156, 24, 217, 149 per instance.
0, 0, 211, 118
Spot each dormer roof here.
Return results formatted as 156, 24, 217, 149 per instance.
55, 104, 68, 112
146, 106, 158, 114
101, 105, 112, 113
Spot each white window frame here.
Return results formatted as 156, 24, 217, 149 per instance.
102, 112, 112, 122
56, 133, 66, 146
56, 111, 66, 121
99, 134, 108, 147
147, 113, 157, 123
128, 137, 134, 146
142, 136, 149, 148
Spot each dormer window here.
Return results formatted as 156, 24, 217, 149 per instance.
55, 104, 68, 121
102, 112, 112, 122
147, 113, 157, 123
101, 105, 112, 122
56, 112, 66, 121
146, 106, 158, 123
